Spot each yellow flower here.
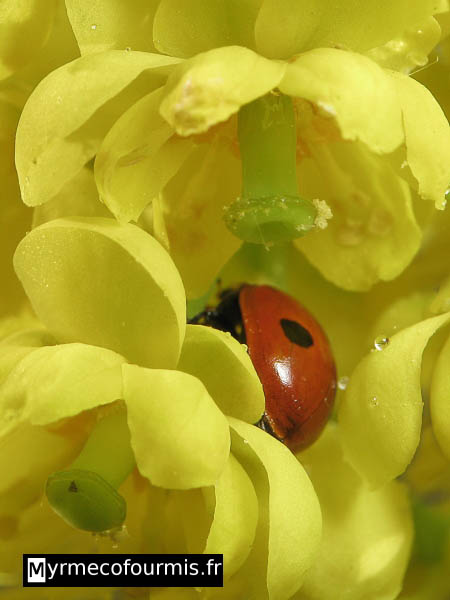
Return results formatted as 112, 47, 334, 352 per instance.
14, 1, 450, 300
0, 217, 322, 596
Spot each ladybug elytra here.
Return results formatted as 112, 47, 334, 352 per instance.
190, 284, 337, 452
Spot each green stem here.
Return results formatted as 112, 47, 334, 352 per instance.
224, 93, 316, 244
46, 409, 135, 532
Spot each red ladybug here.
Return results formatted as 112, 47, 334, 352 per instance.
190, 284, 336, 452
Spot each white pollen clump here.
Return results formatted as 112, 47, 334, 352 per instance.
313, 199, 333, 229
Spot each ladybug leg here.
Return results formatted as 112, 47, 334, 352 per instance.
254, 413, 281, 442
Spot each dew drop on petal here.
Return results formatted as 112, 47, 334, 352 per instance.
369, 396, 379, 407
374, 335, 390, 351
338, 375, 349, 390
91, 24, 97, 30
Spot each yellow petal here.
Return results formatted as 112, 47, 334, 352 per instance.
0, 423, 82, 519
0, 496, 105, 583
0, 328, 55, 352
156, 134, 241, 299
414, 34, 450, 121
65, 0, 159, 55
430, 335, 450, 460
296, 424, 413, 600
95, 88, 195, 222
280, 49, 403, 154
229, 418, 322, 599
204, 454, 258, 581
14, 218, 186, 369
16, 51, 180, 207
0, 99, 31, 317
160, 46, 286, 136
123, 365, 230, 489
339, 312, 450, 487
255, 0, 447, 59
0, 344, 125, 435
295, 140, 421, 291
177, 325, 264, 423
366, 17, 442, 74
153, 0, 260, 58
32, 167, 110, 228
389, 71, 450, 209
0, 0, 57, 81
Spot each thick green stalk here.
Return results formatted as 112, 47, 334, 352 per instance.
224, 93, 316, 244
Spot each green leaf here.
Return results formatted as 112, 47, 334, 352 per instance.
228, 418, 322, 599
123, 365, 230, 489
14, 218, 186, 369
338, 312, 450, 487
0, 343, 126, 435
204, 454, 258, 581
177, 325, 265, 423
16, 51, 180, 207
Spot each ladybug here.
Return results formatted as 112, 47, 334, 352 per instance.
190, 285, 336, 452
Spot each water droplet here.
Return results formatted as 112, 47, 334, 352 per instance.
374, 335, 390, 351
445, 187, 450, 202
125, 46, 131, 52
91, 24, 97, 30
243, 439, 249, 444
370, 396, 379, 407
56, 95, 62, 105
338, 376, 349, 390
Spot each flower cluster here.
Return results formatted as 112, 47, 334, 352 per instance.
1, 1, 450, 599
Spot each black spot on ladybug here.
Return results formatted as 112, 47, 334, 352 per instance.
280, 318, 314, 348
68, 481, 78, 493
